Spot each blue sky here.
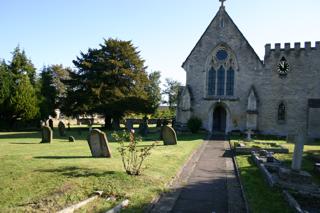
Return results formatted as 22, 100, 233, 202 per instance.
1, 0, 320, 85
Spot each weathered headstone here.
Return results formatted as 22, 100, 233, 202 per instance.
58, 121, 66, 136
41, 126, 52, 143
162, 126, 177, 145
48, 119, 54, 130
291, 133, 305, 171
87, 129, 111, 158
245, 129, 253, 141
125, 119, 134, 131
139, 116, 148, 136
69, 136, 75, 142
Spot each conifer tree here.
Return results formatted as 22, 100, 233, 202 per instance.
63, 38, 154, 129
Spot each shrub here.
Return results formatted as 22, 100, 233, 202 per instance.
187, 117, 202, 133
112, 130, 157, 175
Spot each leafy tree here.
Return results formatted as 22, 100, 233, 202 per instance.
39, 65, 70, 119
162, 78, 181, 112
63, 38, 153, 129
145, 71, 161, 113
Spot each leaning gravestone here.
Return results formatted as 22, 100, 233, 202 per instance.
162, 126, 177, 145
58, 121, 66, 136
292, 133, 306, 171
87, 129, 111, 158
41, 126, 52, 143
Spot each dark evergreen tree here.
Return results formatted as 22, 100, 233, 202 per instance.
63, 38, 152, 129
9, 46, 36, 85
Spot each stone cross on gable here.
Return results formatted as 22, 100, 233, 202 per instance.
219, 0, 226, 7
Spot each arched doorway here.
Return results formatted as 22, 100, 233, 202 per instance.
213, 105, 227, 132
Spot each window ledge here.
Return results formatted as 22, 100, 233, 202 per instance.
203, 96, 239, 101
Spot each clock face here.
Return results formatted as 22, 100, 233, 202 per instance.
277, 57, 289, 76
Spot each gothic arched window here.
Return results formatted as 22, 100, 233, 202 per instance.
208, 68, 216, 96
226, 68, 235, 96
217, 66, 225, 96
278, 103, 286, 122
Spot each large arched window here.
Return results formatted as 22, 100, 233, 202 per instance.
208, 68, 216, 96
206, 44, 238, 97
226, 68, 235, 96
217, 66, 225, 96
278, 102, 286, 122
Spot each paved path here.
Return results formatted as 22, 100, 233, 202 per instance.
150, 137, 246, 213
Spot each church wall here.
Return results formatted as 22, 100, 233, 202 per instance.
257, 43, 320, 136
183, 8, 263, 132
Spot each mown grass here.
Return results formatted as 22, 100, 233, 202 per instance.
0, 127, 204, 212
235, 135, 320, 213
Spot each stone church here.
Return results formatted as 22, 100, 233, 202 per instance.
175, 2, 320, 138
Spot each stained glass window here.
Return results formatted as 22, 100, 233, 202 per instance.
216, 50, 228, 61
278, 103, 286, 122
226, 68, 234, 96
208, 68, 216, 96
217, 66, 225, 96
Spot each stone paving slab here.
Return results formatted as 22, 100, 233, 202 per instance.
149, 137, 246, 213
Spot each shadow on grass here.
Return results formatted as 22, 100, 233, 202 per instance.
0, 131, 41, 139
35, 166, 119, 178
10, 142, 41, 145
34, 156, 92, 159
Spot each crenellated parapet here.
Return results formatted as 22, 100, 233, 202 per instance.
265, 41, 320, 59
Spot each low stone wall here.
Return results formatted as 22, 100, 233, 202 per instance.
236, 147, 289, 155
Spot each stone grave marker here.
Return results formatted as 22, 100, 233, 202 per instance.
245, 129, 253, 141
125, 119, 134, 131
87, 129, 111, 158
292, 133, 305, 171
58, 121, 66, 136
139, 116, 148, 136
48, 119, 54, 130
41, 126, 52, 143
69, 136, 75, 142
162, 126, 177, 145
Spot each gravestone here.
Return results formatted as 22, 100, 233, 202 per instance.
69, 136, 75, 142
125, 119, 134, 131
48, 119, 54, 130
245, 129, 253, 141
292, 133, 305, 171
139, 116, 148, 136
162, 126, 177, 145
87, 129, 111, 158
58, 121, 66, 136
41, 126, 52, 143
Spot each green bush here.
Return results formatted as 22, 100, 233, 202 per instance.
112, 130, 157, 175
187, 117, 202, 133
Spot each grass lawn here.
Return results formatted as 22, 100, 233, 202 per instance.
234, 135, 320, 213
0, 127, 205, 212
